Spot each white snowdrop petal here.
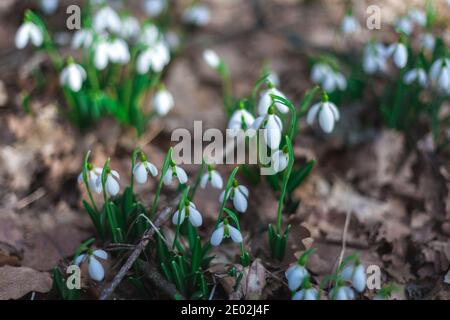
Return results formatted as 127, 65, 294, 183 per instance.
318, 104, 335, 133
200, 173, 209, 189
163, 170, 173, 185
88, 256, 105, 281
286, 265, 308, 291
188, 208, 203, 227
304, 288, 318, 300
153, 90, 174, 116
74, 254, 86, 266
210, 226, 224, 246
172, 209, 186, 225
93, 249, 108, 260
394, 44, 408, 68
264, 115, 282, 149
175, 166, 188, 184
106, 175, 120, 196
257, 91, 272, 115
352, 264, 366, 293
15, 24, 30, 49
203, 49, 220, 68
146, 162, 158, 177
233, 190, 248, 213
134, 163, 148, 184
210, 171, 223, 189
228, 225, 243, 243
326, 102, 340, 121
306, 103, 321, 125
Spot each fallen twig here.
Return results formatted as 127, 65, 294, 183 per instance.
142, 261, 185, 300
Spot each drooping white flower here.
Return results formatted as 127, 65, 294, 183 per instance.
420, 33, 435, 52
203, 49, 220, 69
153, 88, 174, 116
219, 183, 249, 213
306, 97, 340, 134
362, 43, 389, 74
331, 286, 355, 300
120, 16, 141, 40
182, 4, 210, 27
93, 6, 121, 34
140, 24, 160, 45
71, 29, 94, 49
144, 0, 167, 17
395, 17, 413, 35
258, 86, 289, 115
252, 108, 283, 149
200, 167, 223, 189
75, 249, 108, 282
15, 22, 44, 49
133, 160, 158, 184
285, 264, 308, 291
386, 42, 408, 68
227, 108, 255, 136
408, 9, 426, 27
78, 166, 103, 194
94, 40, 110, 70
40, 0, 59, 15
271, 148, 289, 173
163, 163, 188, 185
94, 169, 120, 197
59, 62, 86, 92
210, 221, 243, 246
311, 63, 347, 92
137, 41, 170, 74
172, 201, 203, 227
292, 288, 318, 300
341, 14, 360, 34
341, 263, 366, 293
403, 68, 427, 87
429, 58, 450, 93
267, 71, 280, 87
108, 39, 130, 65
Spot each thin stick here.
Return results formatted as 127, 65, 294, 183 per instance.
99, 206, 173, 300
143, 262, 185, 300
337, 209, 352, 270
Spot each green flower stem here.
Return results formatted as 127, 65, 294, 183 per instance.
215, 167, 239, 228
276, 136, 294, 234
82, 151, 99, 213
150, 147, 173, 218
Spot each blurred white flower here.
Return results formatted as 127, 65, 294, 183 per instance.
429, 58, 450, 93
252, 109, 283, 149
420, 33, 435, 52
93, 6, 121, 34
15, 22, 43, 49
395, 17, 413, 35
386, 42, 408, 68
60, 62, 86, 92
258, 86, 289, 115
200, 168, 223, 189
285, 264, 308, 291
153, 88, 174, 116
408, 9, 426, 27
163, 164, 188, 185
227, 108, 255, 136
40, 0, 59, 15
172, 201, 203, 227
403, 68, 427, 87
271, 148, 289, 173
210, 221, 243, 246
292, 288, 318, 300
219, 183, 249, 213
71, 29, 94, 49
331, 286, 355, 300
307, 99, 340, 134
363, 43, 389, 74
137, 41, 170, 74
203, 49, 220, 69
78, 166, 103, 194
121, 16, 141, 39
267, 71, 280, 86
311, 63, 347, 92
97, 169, 120, 197
133, 160, 158, 184
341, 14, 360, 34
144, 0, 167, 17
109, 39, 130, 64
140, 24, 160, 45
341, 263, 366, 293
182, 4, 210, 27
75, 249, 108, 282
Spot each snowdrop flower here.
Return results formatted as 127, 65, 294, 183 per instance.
311, 63, 347, 92
182, 4, 210, 27
386, 42, 408, 68
172, 201, 203, 227
267, 71, 280, 87
271, 147, 289, 173
15, 21, 44, 49
109, 39, 130, 65
120, 16, 141, 40
292, 288, 318, 300
75, 249, 108, 282
429, 58, 450, 93
363, 43, 389, 74
203, 49, 220, 69
144, 0, 167, 17
94, 40, 110, 70
77, 164, 103, 194
219, 181, 249, 213
59, 61, 86, 92
258, 84, 289, 115
153, 87, 174, 116
210, 220, 243, 246
71, 29, 94, 49
163, 162, 188, 185
341, 263, 366, 293
137, 41, 170, 74
395, 17, 413, 35
227, 104, 255, 136
133, 156, 158, 184
140, 24, 160, 45
331, 286, 355, 300
40, 0, 59, 15
96, 168, 120, 197
341, 14, 360, 34
285, 264, 308, 291
306, 93, 340, 134
252, 106, 283, 149
200, 165, 223, 189
93, 6, 121, 34
403, 68, 427, 87
420, 33, 435, 52
408, 9, 426, 27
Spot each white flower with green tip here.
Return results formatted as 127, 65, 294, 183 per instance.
210, 220, 243, 246
75, 249, 108, 282
172, 201, 203, 227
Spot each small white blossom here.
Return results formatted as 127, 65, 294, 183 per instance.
140, 24, 160, 45
144, 0, 167, 17
403, 68, 427, 87
285, 264, 308, 291
252, 110, 283, 149
408, 9, 426, 27
219, 183, 249, 213
341, 14, 360, 34
133, 161, 158, 184
78, 166, 103, 194
331, 286, 355, 300
75, 249, 108, 282
163, 164, 188, 185
267, 71, 280, 87
311, 63, 347, 92
137, 41, 170, 74
429, 58, 450, 93
420, 33, 435, 52
71, 29, 94, 49
210, 221, 243, 246
227, 108, 255, 136
363, 43, 389, 74
40, 0, 59, 15
15, 22, 44, 49
93, 6, 121, 34
258, 87, 289, 115
292, 288, 318, 300
94, 39, 130, 70
120, 16, 141, 39
271, 149, 289, 173
59, 62, 86, 92
341, 263, 366, 293
395, 17, 413, 35
203, 49, 220, 69
182, 4, 210, 27
386, 42, 408, 68
172, 201, 203, 227
306, 99, 340, 134
153, 88, 174, 116
94, 169, 120, 197
200, 168, 223, 189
